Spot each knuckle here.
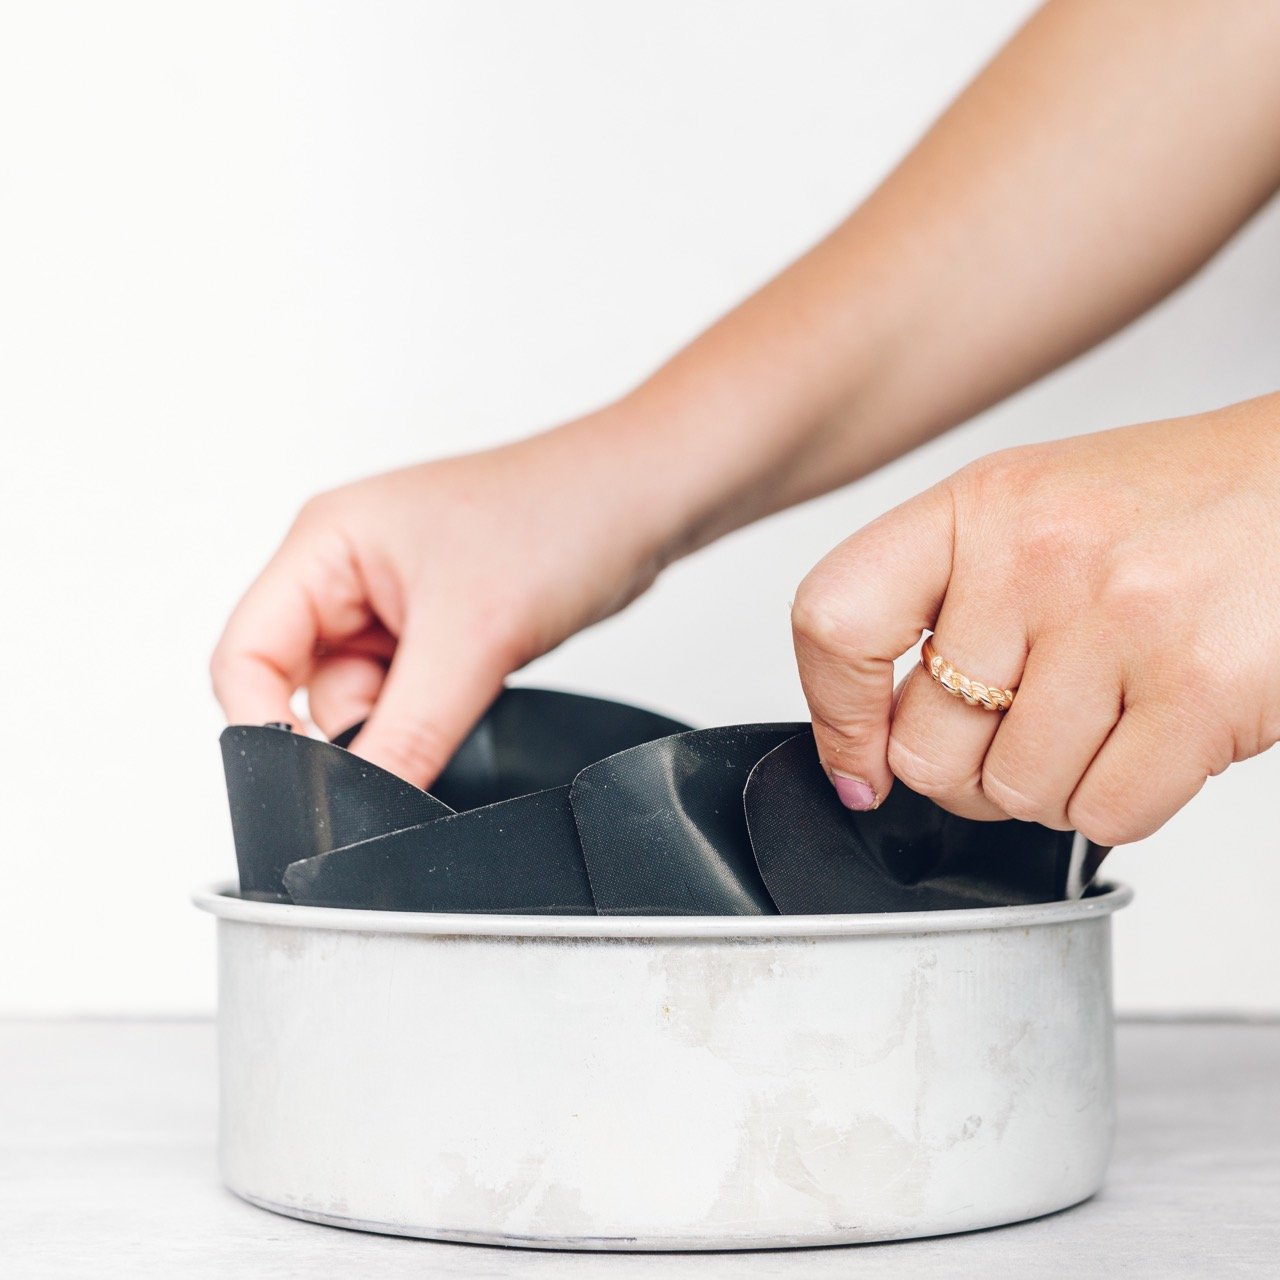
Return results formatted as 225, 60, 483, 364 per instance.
1065, 799, 1150, 849
305, 526, 362, 595
292, 486, 359, 538
1096, 552, 1179, 627
812, 710, 880, 758
886, 734, 978, 800
791, 561, 884, 658
957, 446, 1098, 589
1017, 505, 1091, 577
791, 580, 855, 653
293, 490, 337, 527
955, 445, 1036, 503
957, 445, 1016, 486
980, 769, 1052, 824
962, 445, 1095, 576
208, 645, 234, 699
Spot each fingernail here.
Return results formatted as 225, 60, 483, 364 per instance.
832, 772, 878, 811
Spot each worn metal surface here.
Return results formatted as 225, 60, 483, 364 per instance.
195, 883, 1131, 1250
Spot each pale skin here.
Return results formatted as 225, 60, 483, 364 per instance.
212, 0, 1280, 847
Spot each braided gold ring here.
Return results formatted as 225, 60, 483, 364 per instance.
920, 635, 1017, 712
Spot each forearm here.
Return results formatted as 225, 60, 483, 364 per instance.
578, 0, 1280, 562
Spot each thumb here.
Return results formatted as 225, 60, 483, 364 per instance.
348, 611, 511, 788
791, 484, 954, 809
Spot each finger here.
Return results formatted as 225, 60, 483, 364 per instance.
211, 568, 316, 726
348, 609, 513, 787
1067, 704, 1211, 847
887, 586, 1027, 821
792, 485, 954, 809
211, 532, 373, 726
981, 631, 1123, 828
308, 651, 389, 740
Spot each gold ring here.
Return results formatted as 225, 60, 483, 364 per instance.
920, 635, 1017, 712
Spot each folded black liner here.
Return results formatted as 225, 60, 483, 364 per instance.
222, 687, 1108, 916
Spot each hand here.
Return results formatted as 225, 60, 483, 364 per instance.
211, 411, 672, 787
792, 393, 1280, 846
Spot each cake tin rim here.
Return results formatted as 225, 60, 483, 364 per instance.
193, 879, 1131, 939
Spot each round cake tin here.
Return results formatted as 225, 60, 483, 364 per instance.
195, 882, 1131, 1251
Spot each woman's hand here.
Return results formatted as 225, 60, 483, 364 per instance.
792, 393, 1280, 845
210, 410, 675, 787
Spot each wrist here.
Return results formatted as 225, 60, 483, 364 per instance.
612, 319, 890, 561
526, 228, 915, 574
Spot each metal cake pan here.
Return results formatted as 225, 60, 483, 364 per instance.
195, 881, 1131, 1250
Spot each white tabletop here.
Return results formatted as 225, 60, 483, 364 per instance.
5, 1019, 1277, 1278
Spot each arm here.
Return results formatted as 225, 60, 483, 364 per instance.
213, 0, 1280, 787
623, 0, 1280, 557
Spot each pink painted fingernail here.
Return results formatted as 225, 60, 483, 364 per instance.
832, 772, 878, 811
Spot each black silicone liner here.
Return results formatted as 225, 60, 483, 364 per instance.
222, 687, 1107, 916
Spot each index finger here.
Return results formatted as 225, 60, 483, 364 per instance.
791, 484, 954, 807
212, 519, 378, 727
210, 557, 321, 726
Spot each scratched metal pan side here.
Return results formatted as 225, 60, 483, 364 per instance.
202, 880, 1129, 1250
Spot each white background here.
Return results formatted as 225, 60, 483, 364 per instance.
2, 1, 1277, 1016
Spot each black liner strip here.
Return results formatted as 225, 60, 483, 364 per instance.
222, 687, 1110, 916
430, 686, 692, 811
571, 725, 799, 916
221, 726, 453, 902
228, 688, 690, 913
283, 787, 594, 915
745, 731, 1084, 913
